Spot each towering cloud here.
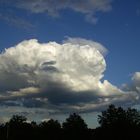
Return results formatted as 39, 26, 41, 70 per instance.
0, 39, 106, 93
0, 38, 139, 120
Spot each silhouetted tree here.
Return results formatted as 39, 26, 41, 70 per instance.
1, 105, 140, 140
0, 123, 6, 140
63, 113, 87, 130
98, 104, 140, 128
96, 104, 140, 140
62, 113, 89, 140
39, 119, 61, 140
9, 115, 27, 125
126, 108, 140, 126
39, 119, 61, 129
6, 115, 29, 140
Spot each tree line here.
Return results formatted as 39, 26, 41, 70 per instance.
0, 104, 140, 140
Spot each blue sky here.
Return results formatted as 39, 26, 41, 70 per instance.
0, 0, 140, 128
0, 0, 140, 85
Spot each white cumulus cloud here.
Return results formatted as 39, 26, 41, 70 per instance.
132, 72, 140, 87
0, 38, 139, 116
123, 72, 140, 94
0, 38, 107, 94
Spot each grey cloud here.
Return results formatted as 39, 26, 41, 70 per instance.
0, 105, 51, 123
21, 98, 47, 108
0, 100, 22, 107
40, 61, 59, 73
0, 72, 29, 92
42, 61, 57, 65
43, 86, 99, 105
41, 66, 59, 73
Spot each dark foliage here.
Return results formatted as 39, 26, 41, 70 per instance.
98, 104, 140, 128
62, 113, 90, 140
96, 104, 140, 140
62, 113, 87, 130
39, 119, 61, 140
0, 105, 140, 140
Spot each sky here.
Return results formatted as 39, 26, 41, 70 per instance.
0, 0, 140, 128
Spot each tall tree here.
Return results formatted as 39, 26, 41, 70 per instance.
39, 119, 61, 140
62, 113, 89, 140
9, 115, 27, 125
63, 113, 87, 130
96, 104, 140, 140
98, 104, 140, 128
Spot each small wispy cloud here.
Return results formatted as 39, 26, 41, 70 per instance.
136, 9, 140, 16
3, 0, 113, 24
0, 13, 34, 30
